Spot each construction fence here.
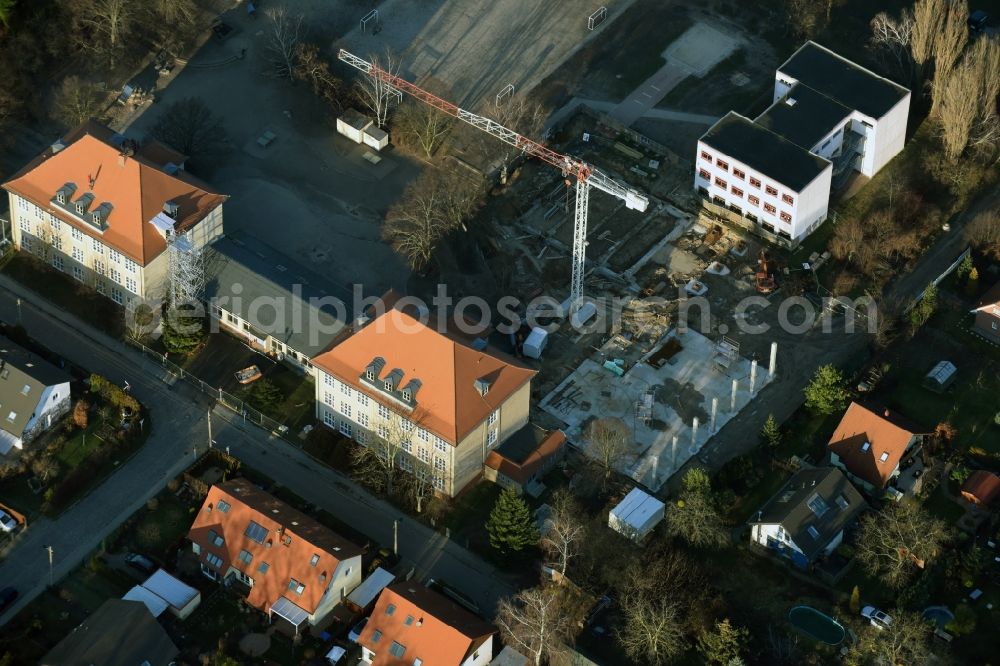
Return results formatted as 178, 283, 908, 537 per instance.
127, 339, 290, 439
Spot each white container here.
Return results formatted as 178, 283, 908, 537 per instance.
523, 327, 548, 359
336, 109, 372, 144
363, 125, 389, 151
608, 487, 664, 542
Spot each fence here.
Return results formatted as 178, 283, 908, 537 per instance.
127, 339, 291, 439
906, 246, 972, 312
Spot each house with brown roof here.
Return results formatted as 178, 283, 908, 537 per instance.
187, 479, 364, 632
961, 470, 1000, 507
3, 120, 227, 307
484, 425, 566, 495
827, 402, 927, 493
311, 299, 536, 498
359, 582, 496, 666
971, 281, 1000, 344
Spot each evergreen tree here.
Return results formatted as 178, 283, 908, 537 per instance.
161, 305, 205, 355
803, 365, 849, 415
760, 414, 781, 450
697, 619, 749, 665
487, 487, 538, 552
850, 585, 861, 614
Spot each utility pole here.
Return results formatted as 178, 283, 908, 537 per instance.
43, 545, 53, 587
207, 409, 213, 450
16, 297, 21, 326
393, 519, 399, 556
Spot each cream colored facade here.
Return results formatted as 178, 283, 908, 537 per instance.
315, 370, 531, 497
6, 192, 224, 306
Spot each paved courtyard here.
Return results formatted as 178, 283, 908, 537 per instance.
541, 328, 774, 490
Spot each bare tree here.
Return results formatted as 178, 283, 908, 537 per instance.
496, 586, 575, 666
350, 411, 419, 497
585, 417, 628, 485
354, 50, 400, 128
855, 500, 949, 589
785, 0, 825, 39
939, 58, 981, 159
618, 597, 685, 665
73, 0, 137, 66
149, 97, 228, 169
402, 459, 437, 513
869, 11, 915, 82
930, 0, 969, 117
52, 76, 107, 128
438, 168, 486, 231
383, 171, 452, 271
31, 456, 60, 483
264, 7, 303, 79
541, 489, 584, 577
966, 209, 1000, 259
394, 97, 454, 159
485, 98, 549, 179
293, 43, 344, 111
148, 0, 196, 26
847, 611, 934, 666
910, 0, 943, 68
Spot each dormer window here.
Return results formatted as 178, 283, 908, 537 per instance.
384, 379, 393, 391
474, 378, 492, 396
383, 369, 403, 393
57, 192, 66, 204
363, 356, 386, 383
92, 211, 102, 225
75, 202, 85, 215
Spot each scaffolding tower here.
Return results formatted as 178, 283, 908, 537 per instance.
150, 206, 204, 306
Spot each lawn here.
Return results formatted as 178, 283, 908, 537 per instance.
55, 422, 107, 468
922, 485, 967, 524
127, 492, 197, 559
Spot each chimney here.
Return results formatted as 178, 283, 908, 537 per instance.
884, 409, 890, 418
118, 154, 127, 168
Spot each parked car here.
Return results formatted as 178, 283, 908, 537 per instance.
124, 552, 156, 575
861, 605, 893, 630
348, 617, 368, 643
0, 510, 18, 533
0, 587, 17, 614
969, 9, 989, 32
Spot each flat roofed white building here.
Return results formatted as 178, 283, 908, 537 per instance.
694, 41, 910, 247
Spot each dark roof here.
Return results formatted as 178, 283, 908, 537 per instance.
778, 41, 910, 119
962, 471, 1000, 506
973, 281, 1000, 311
752, 467, 867, 561
700, 112, 830, 192
486, 424, 566, 485
41, 599, 179, 666
0, 336, 70, 439
203, 234, 350, 357
389, 582, 496, 640
754, 83, 852, 150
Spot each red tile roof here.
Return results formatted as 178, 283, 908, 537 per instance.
3, 120, 226, 265
312, 304, 535, 444
187, 479, 363, 615
485, 426, 566, 485
828, 402, 926, 488
359, 583, 495, 666
962, 470, 1000, 506
972, 281, 1000, 312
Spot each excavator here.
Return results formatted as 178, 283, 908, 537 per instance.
755, 249, 777, 294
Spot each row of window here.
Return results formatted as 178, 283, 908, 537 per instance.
698, 152, 795, 205
18, 214, 136, 270
701, 172, 794, 223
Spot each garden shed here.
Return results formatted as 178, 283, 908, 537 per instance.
608, 487, 664, 541
923, 361, 956, 393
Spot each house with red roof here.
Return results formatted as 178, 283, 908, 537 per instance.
359, 582, 496, 666
3, 120, 226, 306
827, 402, 928, 493
961, 470, 1000, 507
311, 298, 536, 497
971, 281, 1000, 344
187, 479, 364, 632
484, 425, 566, 495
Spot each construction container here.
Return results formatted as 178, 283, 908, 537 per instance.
363, 125, 389, 151
608, 488, 664, 542
336, 109, 372, 144
523, 327, 548, 359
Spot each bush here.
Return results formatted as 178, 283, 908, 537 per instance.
136, 522, 162, 549
146, 497, 159, 511
945, 605, 976, 635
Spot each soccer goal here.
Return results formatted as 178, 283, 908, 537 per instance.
587, 7, 607, 31
361, 9, 379, 33
495, 83, 514, 107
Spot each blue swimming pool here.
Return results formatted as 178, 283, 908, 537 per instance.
788, 606, 846, 645
922, 606, 954, 628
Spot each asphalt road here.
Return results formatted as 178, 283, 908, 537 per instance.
0, 274, 515, 626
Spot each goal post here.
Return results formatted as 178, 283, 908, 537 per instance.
361, 9, 379, 33
587, 7, 607, 30
495, 83, 514, 107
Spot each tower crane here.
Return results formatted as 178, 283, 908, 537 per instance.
337, 49, 649, 311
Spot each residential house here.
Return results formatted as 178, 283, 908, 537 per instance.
484, 424, 566, 495
695, 41, 909, 246
0, 336, 71, 455
359, 582, 496, 666
961, 470, 1000, 507
971, 281, 1000, 344
40, 598, 179, 666
311, 299, 536, 497
828, 402, 927, 493
3, 120, 227, 306
204, 234, 349, 377
749, 467, 867, 568
187, 479, 364, 632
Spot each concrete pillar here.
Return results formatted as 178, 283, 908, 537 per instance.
750, 359, 758, 395
672, 435, 678, 469
711, 398, 718, 433
651, 455, 658, 486
691, 416, 699, 453
769, 341, 778, 378
731, 379, 738, 412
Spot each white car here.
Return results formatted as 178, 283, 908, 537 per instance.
0, 511, 17, 533
861, 605, 893, 630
